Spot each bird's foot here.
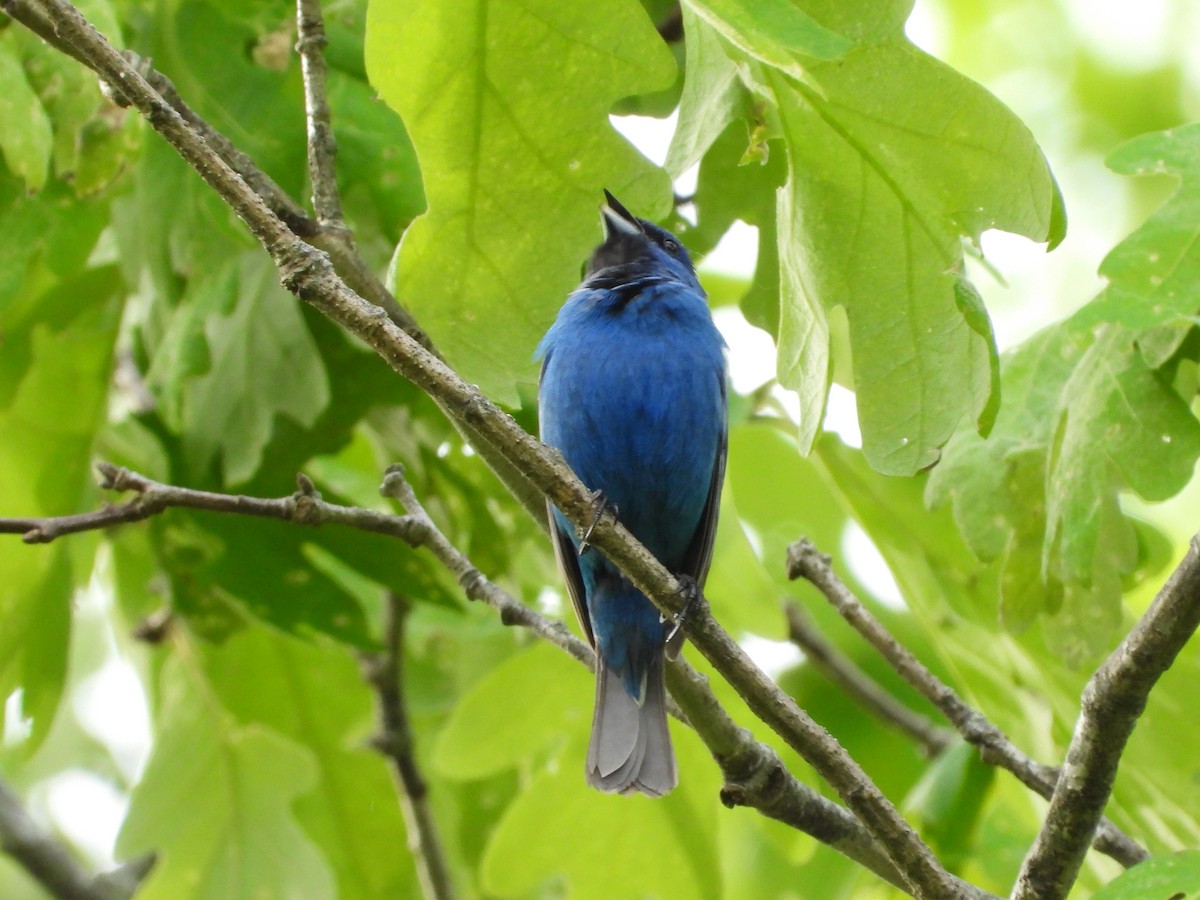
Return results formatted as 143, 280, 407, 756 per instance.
578, 489, 617, 556
664, 575, 704, 658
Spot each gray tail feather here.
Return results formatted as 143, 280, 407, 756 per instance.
585, 655, 677, 797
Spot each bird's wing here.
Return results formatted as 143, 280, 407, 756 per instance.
680, 373, 728, 588
548, 503, 596, 649
539, 350, 596, 650
665, 375, 726, 659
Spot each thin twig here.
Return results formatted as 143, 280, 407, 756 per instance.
684, 594, 989, 898
785, 602, 954, 756
5, 463, 916, 891
0, 460, 586, 661
378, 466, 913, 892
3, 0, 563, 530
663, 661, 911, 891
291, 0, 547, 525
2, 0, 315, 233
1012, 534, 1200, 900
363, 594, 456, 900
4, 7, 977, 895
378, 465, 593, 669
3, 0, 575, 531
0, 777, 153, 900
0, 0, 436, 346
0, 464, 421, 544
295, 0, 344, 226
786, 537, 1149, 869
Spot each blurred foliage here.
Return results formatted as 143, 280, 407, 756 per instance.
666, 2, 1062, 475
0, 0, 1199, 898
1092, 851, 1200, 899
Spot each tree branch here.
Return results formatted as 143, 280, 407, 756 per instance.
377, 465, 594, 669
1012, 533, 1200, 900
295, 0, 343, 227
1, 0, 316, 234
0, 463, 423, 544
3, 0, 434, 347
786, 538, 1149, 869
680, 596, 988, 897
0, 777, 152, 900
3, 0, 568, 533
285, 0, 543, 523
379, 466, 907, 889
6, 463, 921, 893
662, 661, 911, 891
4, 5, 979, 895
362, 594, 456, 900
378, 468, 918, 888
784, 602, 954, 756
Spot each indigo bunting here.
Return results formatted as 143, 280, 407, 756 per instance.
537, 191, 727, 796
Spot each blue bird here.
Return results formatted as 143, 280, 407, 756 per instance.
537, 191, 727, 796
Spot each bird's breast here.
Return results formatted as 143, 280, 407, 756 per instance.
539, 289, 724, 567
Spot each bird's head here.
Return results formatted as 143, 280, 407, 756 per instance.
584, 190, 699, 289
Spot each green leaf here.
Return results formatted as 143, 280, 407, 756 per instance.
365, 0, 677, 402
141, 0, 305, 194
1093, 852, 1200, 899
681, 0, 853, 74
928, 323, 1089, 565
740, 209, 783, 336
117, 655, 336, 900
0, 36, 53, 192
811, 434, 984, 624
434, 643, 590, 780
183, 254, 331, 484
954, 274, 1002, 437
760, 38, 1057, 470
689, 120, 786, 257
927, 319, 1087, 635
727, 423, 848, 556
237, 303, 425, 501
0, 545, 72, 754
11, 7, 131, 193
480, 727, 720, 899
677, 3, 1060, 471
113, 138, 252, 307
725, 423, 940, 656
170, 511, 374, 647
995, 450, 1064, 632
1076, 123, 1200, 332
703, 485, 789, 639
664, 6, 747, 178
930, 311, 1199, 654
203, 629, 416, 898
0, 195, 112, 404
790, 0, 913, 44
326, 68, 425, 241
0, 263, 122, 748
1046, 324, 1200, 586
904, 742, 994, 871
774, 165, 833, 447
72, 114, 142, 197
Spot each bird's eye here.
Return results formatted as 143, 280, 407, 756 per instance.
662, 239, 679, 255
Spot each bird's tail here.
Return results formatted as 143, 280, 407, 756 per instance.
586, 651, 677, 797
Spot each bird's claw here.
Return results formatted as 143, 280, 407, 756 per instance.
578, 489, 617, 556
664, 575, 702, 656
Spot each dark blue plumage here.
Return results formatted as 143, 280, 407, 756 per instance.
537, 192, 727, 796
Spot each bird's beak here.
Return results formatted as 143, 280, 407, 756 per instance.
600, 189, 644, 238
